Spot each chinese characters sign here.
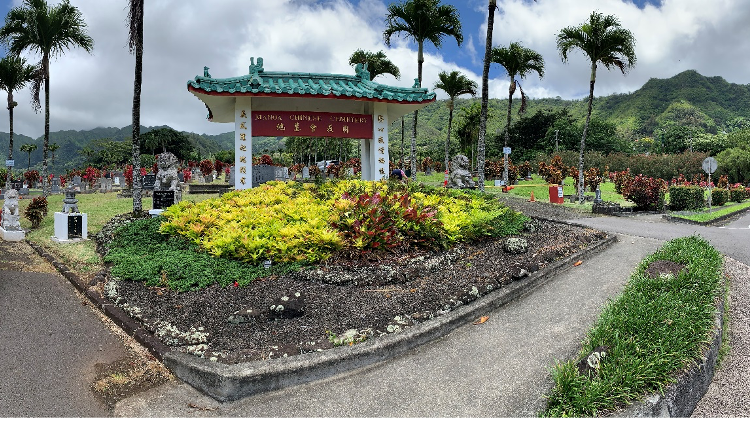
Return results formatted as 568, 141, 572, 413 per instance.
252, 111, 373, 139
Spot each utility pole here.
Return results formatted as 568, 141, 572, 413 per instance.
555, 129, 559, 152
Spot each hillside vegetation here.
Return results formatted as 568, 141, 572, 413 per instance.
3, 70, 750, 177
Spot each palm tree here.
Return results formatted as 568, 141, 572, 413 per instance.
557, 11, 636, 203
384, 0, 462, 177
434, 71, 477, 179
0, 0, 94, 197
476, 0, 497, 192
349, 48, 404, 167
48, 142, 59, 170
128, 0, 144, 213
0, 54, 36, 189
20, 143, 37, 171
348, 49, 401, 81
492, 42, 545, 152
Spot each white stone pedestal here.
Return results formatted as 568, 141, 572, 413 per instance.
148, 209, 164, 217
0, 226, 25, 241
52, 212, 88, 243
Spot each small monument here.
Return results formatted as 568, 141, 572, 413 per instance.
151, 152, 183, 216
448, 154, 476, 189
1, 189, 25, 241
53, 184, 87, 242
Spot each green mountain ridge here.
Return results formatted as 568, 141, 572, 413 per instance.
3, 70, 749, 173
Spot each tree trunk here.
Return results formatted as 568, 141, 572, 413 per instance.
401, 117, 405, 167
578, 63, 597, 204
477, 0, 497, 192
444, 101, 454, 176
6, 92, 13, 190
411, 39, 424, 177
42, 54, 50, 197
505, 77, 514, 148
132, 1, 144, 213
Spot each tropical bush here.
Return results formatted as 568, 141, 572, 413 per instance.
199, 159, 214, 177
668, 186, 705, 211
159, 180, 527, 264
622, 174, 667, 211
24, 196, 48, 228
711, 188, 729, 206
730, 185, 746, 203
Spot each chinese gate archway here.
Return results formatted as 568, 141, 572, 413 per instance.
187, 57, 435, 189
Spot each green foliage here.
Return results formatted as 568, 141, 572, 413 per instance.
730, 186, 746, 203
213, 149, 234, 164
668, 186, 705, 211
104, 217, 301, 292
711, 188, 729, 206
80, 138, 132, 168
544, 236, 723, 417
23, 196, 48, 228
141, 127, 194, 160
159, 180, 527, 265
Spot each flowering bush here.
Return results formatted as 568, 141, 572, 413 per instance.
716, 175, 729, 189
609, 169, 632, 194
24, 196, 48, 228
585, 167, 603, 192
622, 174, 667, 211
538, 156, 568, 185
124, 165, 134, 188
199, 159, 214, 177
24, 170, 40, 186
82, 166, 101, 186
256, 154, 274, 166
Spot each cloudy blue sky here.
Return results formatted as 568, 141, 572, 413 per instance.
0, 0, 747, 139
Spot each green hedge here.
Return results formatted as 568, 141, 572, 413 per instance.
668, 186, 705, 211
711, 188, 730, 206
730, 187, 746, 203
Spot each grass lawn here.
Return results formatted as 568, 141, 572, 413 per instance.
669, 200, 750, 223
16, 190, 220, 277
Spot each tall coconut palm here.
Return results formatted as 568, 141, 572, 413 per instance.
434, 71, 477, 179
349, 49, 404, 167
557, 11, 636, 203
128, 0, 144, 213
492, 42, 545, 152
476, 0, 497, 192
48, 142, 59, 170
0, 54, 36, 189
0, 0, 94, 197
348, 49, 401, 81
384, 0, 462, 177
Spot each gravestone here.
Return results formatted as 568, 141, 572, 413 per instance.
18, 186, 29, 196
73, 176, 82, 191
67, 215, 83, 239
51, 177, 61, 193
228, 166, 235, 185
197, 175, 205, 184
302, 166, 310, 180
143, 173, 156, 190
12, 180, 23, 191
113, 175, 122, 187
153, 190, 175, 210
178, 171, 184, 183
252, 165, 276, 187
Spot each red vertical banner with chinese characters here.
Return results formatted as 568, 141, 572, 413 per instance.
251, 111, 373, 139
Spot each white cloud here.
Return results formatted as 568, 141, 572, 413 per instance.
3, 0, 750, 139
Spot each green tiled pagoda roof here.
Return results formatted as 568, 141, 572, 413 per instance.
187, 57, 436, 103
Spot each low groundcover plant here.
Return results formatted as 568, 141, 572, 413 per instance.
543, 235, 723, 417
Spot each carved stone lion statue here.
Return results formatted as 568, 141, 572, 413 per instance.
448, 154, 476, 189
154, 152, 182, 204
2, 189, 22, 231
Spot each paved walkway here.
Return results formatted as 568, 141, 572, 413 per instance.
2, 209, 749, 417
